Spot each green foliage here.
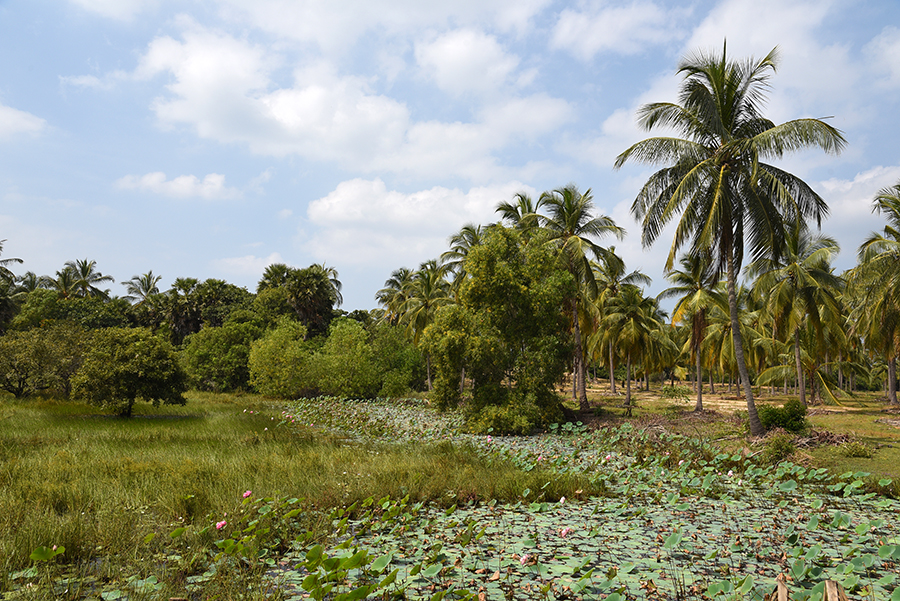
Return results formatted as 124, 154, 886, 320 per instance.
660, 384, 691, 403
761, 433, 796, 465
252, 286, 297, 327
0, 322, 89, 398
840, 441, 875, 458
10, 289, 134, 330
425, 226, 573, 429
71, 327, 187, 416
368, 322, 425, 396
181, 321, 263, 391
758, 399, 809, 433
311, 318, 380, 399
248, 318, 316, 398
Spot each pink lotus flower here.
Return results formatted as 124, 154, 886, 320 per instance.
559, 527, 574, 538
216, 520, 227, 530
520, 554, 530, 565
559, 496, 566, 504
243, 490, 252, 498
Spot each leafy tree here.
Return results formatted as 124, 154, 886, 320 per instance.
248, 319, 316, 398
615, 45, 845, 435
369, 321, 426, 396
401, 260, 452, 390
425, 226, 574, 431
0, 329, 54, 397
181, 321, 263, 391
71, 328, 186, 416
311, 318, 380, 398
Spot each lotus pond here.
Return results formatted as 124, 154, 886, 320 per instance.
260, 398, 900, 601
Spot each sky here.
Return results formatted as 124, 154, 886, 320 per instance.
1, 0, 899, 312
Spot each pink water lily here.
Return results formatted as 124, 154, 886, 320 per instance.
559, 527, 574, 538
520, 554, 530, 565
243, 490, 252, 498
216, 520, 227, 530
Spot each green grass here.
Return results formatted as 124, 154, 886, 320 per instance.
0, 392, 595, 598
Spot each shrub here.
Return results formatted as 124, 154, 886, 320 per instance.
758, 399, 808, 433
0, 322, 89, 398
248, 319, 316, 398
71, 327, 186, 416
466, 401, 539, 435
182, 321, 263, 391
840, 440, 874, 458
761, 432, 795, 465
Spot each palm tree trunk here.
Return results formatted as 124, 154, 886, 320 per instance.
572, 299, 589, 410
889, 356, 898, 405
726, 247, 764, 436
794, 328, 807, 406
624, 353, 632, 416
694, 349, 703, 411
609, 342, 616, 394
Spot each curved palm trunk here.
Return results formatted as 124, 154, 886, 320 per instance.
572, 299, 589, 410
609, 342, 617, 394
726, 248, 764, 436
694, 348, 703, 411
794, 328, 807, 406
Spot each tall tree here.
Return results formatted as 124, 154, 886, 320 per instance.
538, 184, 624, 410
615, 45, 846, 435
748, 228, 842, 405
591, 247, 651, 395
441, 223, 485, 293
659, 252, 723, 410
0, 240, 23, 283
122, 271, 162, 306
376, 267, 415, 325
850, 181, 900, 404
65, 258, 114, 299
495, 192, 545, 234
402, 260, 452, 390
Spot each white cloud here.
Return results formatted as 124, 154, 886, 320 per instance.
212, 252, 285, 277
215, 0, 551, 55
551, 1, 685, 60
415, 29, 520, 96
866, 26, 900, 89
116, 172, 242, 200
304, 178, 535, 268
0, 103, 46, 138
68, 0, 155, 20
128, 26, 571, 181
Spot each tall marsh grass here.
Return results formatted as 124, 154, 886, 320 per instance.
0, 392, 595, 597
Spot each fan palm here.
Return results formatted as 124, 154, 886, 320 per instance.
615, 45, 846, 435
538, 185, 625, 410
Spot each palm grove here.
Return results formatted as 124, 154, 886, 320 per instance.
1, 46, 899, 434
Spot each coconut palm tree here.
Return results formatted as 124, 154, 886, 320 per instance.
376, 267, 415, 325
537, 185, 625, 410
748, 228, 842, 405
64, 258, 114, 299
496, 192, 544, 234
0, 240, 23, 283
402, 260, 452, 390
122, 271, 162, 306
591, 247, 651, 394
47, 267, 80, 299
441, 224, 485, 293
850, 181, 900, 404
603, 285, 663, 415
614, 44, 846, 435
659, 252, 724, 410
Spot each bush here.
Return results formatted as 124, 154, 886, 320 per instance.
182, 321, 263, 391
71, 327, 186, 416
761, 432, 795, 465
0, 322, 89, 398
248, 319, 316, 398
840, 440, 874, 458
758, 399, 808, 433
466, 401, 539, 435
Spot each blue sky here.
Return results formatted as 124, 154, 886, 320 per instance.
1, 0, 899, 311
